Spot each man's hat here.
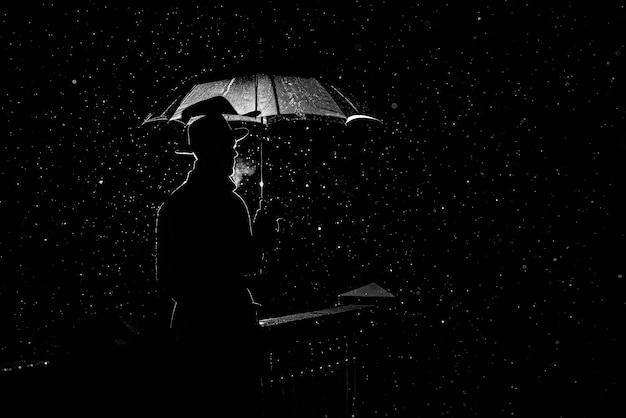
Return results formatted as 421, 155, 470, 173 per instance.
187, 112, 249, 143
177, 97, 249, 153
179, 95, 233, 119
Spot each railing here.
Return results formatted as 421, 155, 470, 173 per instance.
258, 284, 398, 418
1, 284, 398, 417
259, 304, 374, 418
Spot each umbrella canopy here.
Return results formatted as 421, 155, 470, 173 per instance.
142, 74, 380, 126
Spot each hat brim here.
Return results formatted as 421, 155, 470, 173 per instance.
184, 115, 249, 141
175, 126, 249, 155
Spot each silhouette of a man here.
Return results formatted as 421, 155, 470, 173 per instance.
156, 97, 262, 415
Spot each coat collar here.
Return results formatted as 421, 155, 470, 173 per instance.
187, 160, 236, 192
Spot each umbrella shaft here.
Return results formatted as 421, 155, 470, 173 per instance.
259, 139, 264, 209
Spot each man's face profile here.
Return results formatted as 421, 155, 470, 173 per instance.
187, 117, 239, 177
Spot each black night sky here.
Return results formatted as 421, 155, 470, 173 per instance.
1, 1, 626, 416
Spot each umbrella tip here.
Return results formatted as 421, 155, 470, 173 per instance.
346, 114, 383, 125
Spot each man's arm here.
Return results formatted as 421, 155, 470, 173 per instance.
250, 204, 282, 274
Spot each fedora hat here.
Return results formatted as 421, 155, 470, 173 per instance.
180, 95, 237, 119
175, 97, 249, 154
186, 112, 249, 143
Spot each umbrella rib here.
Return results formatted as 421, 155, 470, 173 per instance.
167, 93, 188, 117
269, 74, 281, 115
328, 84, 359, 112
223, 78, 236, 96
254, 74, 258, 114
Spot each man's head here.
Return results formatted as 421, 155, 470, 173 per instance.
179, 97, 249, 175
186, 114, 248, 174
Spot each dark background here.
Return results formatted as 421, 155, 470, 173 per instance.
1, 1, 625, 416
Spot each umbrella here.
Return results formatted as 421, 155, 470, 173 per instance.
143, 73, 381, 212
142, 73, 380, 126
